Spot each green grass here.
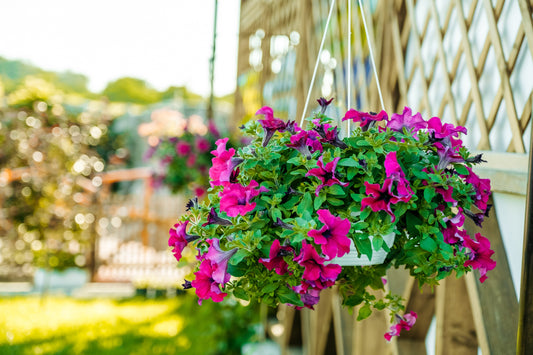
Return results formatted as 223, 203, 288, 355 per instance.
0, 295, 260, 355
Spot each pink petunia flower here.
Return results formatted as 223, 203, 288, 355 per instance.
259, 239, 294, 275
386, 107, 427, 133
384, 151, 414, 200
293, 241, 342, 284
463, 233, 496, 283
168, 221, 200, 262
306, 156, 349, 196
191, 259, 228, 304
461, 167, 491, 212
308, 209, 351, 259
219, 180, 269, 217
287, 131, 313, 160
209, 138, 243, 186
384, 311, 418, 341
203, 238, 238, 284
342, 109, 388, 129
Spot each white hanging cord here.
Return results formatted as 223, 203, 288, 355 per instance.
347, 0, 352, 135
300, 0, 336, 127
358, 0, 386, 111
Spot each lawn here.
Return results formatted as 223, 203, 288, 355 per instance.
0, 295, 261, 355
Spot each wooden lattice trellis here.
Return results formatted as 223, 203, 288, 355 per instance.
235, 0, 532, 354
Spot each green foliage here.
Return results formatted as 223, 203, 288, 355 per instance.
0, 89, 114, 274
102, 77, 161, 104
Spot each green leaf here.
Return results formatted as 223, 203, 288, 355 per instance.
233, 288, 249, 301
230, 249, 250, 264
424, 188, 435, 203
328, 184, 346, 196
227, 262, 248, 277
297, 192, 313, 215
278, 288, 304, 306
314, 193, 327, 210
344, 294, 364, 307
352, 221, 368, 230
357, 303, 372, 321
271, 208, 282, 222
420, 237, 437, 252
328, 198, 344, 206
354, 236, 372, 259
372, 236, 383, 251
287, 156, 302, 165
454, 164, 469, 175
262, 283, 279, 294
282, 195, 301, 209
338, 158, 359, 167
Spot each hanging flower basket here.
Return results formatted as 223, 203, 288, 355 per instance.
168, 99, 496, 340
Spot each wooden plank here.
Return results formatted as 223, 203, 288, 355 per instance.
463, 196, 519, 354
435, 277, 478, 355
352, 289, 394, 355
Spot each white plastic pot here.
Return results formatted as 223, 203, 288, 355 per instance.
330, 232, 395, 266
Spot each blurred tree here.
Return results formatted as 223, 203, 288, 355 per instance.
102, 77, 161, 104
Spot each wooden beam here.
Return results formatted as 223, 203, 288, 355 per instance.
435, 277, 478, 355
463, 197, 519, 354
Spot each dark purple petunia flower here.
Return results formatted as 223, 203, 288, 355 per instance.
256, 106, 287, 147
202, 208, 232, 227
182, 280, 193, 289
313, 124, 348, 149
317, 97, 334, 114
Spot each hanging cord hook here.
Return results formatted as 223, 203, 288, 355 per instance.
358, 0, 386, 112
347, 0, 352, 134
300, 0, 336, 127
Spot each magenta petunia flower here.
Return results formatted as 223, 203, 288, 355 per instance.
219, 180, 269, 217
384, 151, 414, 199
384, 311, 418, 341
256, 106, 287, 147
461, 167, 491, 212
427, 116, 467, 139
342, 109, 388, 129
293, 241, 342, 283
463, 233, 496, 283
176, 141, 191, 156
361, 179, 409, 222
259, 239, 294, 275
386, 107, 427, 133
203, 238, 238, 284
209, 138, 243, 186
191, 259, 228, 304
435, 143, 464, 171
306, 156, 349, 196
308, 209, 351, 259
186, 154, 197, 168
168, 221, 200, 262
